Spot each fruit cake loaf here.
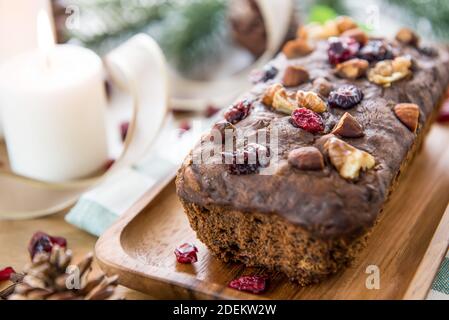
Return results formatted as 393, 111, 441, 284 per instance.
175, 18, 449, 285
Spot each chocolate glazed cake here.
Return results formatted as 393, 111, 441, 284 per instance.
176, 17, 449, 285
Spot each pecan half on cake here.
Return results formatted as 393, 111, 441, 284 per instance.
176, 17, 449, 285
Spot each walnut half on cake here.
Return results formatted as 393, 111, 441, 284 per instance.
175, 19, 449, 285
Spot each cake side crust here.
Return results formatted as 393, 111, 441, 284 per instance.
176, 95, 443, 284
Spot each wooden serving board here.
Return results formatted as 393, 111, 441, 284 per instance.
96, 125, 449, 300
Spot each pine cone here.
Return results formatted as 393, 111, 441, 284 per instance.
3, 246, 119, 300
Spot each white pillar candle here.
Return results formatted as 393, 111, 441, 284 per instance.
0, 11, 108, 182
0, 0, 53, 138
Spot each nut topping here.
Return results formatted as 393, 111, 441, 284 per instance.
320, 20, 340, 38
296, 90, 327, 113
298, 17, 357, 42
368, 56, 412, 87
272, 88, 297, 114
341, 28, 368, 45
335, 58, 369, 80
288, 147, 324, 171
331, 112, 364, 138
282, 39, 315, 59
183, 166, 202, 192
312, 77, 334, 97
296, 26, 308, 40
325, 137, 375, 180
393, 103, 420, 132
335, 16, 358, 33
302, 21, 340, 41
282, 65, 310, 87
395, 28, 419, 47
212, 120, 235, 143
262, 83, 283, 107
392, 56, 413, 74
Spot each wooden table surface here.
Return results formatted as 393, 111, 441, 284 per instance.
1, 124, 448, 300
0, 211, 152, 300
0, 138, 151, 299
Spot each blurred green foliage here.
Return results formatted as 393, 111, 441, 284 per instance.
307, 5, 337, 24
158, 0, 227, 75
64, 0, 227, 75
300, 0, 449, 40
64, 0, 449, 77
387, 0, 449, 39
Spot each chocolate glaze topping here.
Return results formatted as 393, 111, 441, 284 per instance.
177, 40, 449, 240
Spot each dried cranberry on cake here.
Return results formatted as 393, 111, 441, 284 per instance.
224, 99, 253, 124
327, 37, 360, 65
328, 85, 364, 109
291, 108, 324, 133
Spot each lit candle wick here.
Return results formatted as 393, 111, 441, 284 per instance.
37, 10, 55, 69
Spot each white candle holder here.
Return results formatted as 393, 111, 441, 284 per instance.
0, 0, 53, 141
0, 35, 168, 219
0, 45, 110, 182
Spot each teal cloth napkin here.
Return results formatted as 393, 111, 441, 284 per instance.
427, 250, 449, 300
66, 114, 214, 236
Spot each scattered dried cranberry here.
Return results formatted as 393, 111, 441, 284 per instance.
250, 65, 279, 83
291, 108, 324, 133
357, 39, 394, 62
228, 275, 268, 294
224, 100, 252, 124
437, 101, 449, 123
328, 85, 364, 109
260, 65, 279, 82
50, 236, 67, 247
171, 108, 191, 115
231, 165, 260, 175
0, 267, 16, 282
327, 37, 360, 65
212, 120, 235, 144
120, 121, 130, 142
104, 79, 112, 99
175, 243, 198, 264
204, 105, 220, 118
104, 158, 115, 171
178, 121, 191, 136
419, 46, 438, 57
225, 144, 270, 175
28, 232, 67, 259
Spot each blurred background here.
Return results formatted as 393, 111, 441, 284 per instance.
51, 0, 449, 81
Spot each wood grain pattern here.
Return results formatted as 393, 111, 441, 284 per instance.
404, 204, 449, 299
96, 124, 449, 300
0, 211, 152, 300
